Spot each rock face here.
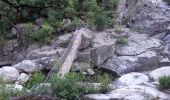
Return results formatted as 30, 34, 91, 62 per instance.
116, 34, 162, 56
117, 0, 148, 24
90, 44, 114, 66
14, 60, 37, 73
116, 72, 149, 86
0, 67, 20, 82
149, 66, 170, 81
117, 0, 170, 36
101, 33, 161, 75
0, 39, 19, 66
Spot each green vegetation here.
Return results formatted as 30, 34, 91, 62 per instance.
50, 72, 112, 100
0, 0, 119, 43
159, 76, 170, 89
0, 77, 26, 100
116, 36, 128, 45
28, 23, 55, 44
24, 72, 45, 89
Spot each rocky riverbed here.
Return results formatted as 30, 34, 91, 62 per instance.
0, 0, 170, 100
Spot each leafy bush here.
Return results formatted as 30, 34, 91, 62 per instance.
159, 76, 170, 89
24, 72, 45, 89
0, 0, 118, 40
50, 72, 112, 100
116, 37, 128, 45
50, 72, 86, 100
0, 77, 26, 100
91, 71, 113, 93
26, 23, 55, 44
94, 7, 108, 31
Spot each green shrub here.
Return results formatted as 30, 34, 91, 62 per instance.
28, 23, 55, 44
50, 72, 86, 100
115, 26, 124, 33
92, 71, 113, 93
24, 72, 45, 89
159, 76, 170, 89
0, 77, 26, 100
116, 37, 128, 45
94, 7, 107, 31
102, 0, 119, 10
50, 72, 112, 100
92, 71, 113, 84
83, 0, 98, 12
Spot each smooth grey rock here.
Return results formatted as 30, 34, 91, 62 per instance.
101, 51, 160, 75
92, 31, 116, 47
116, 34, 162, 56
149, 66, 170, 81
101, 56, 139, 75
53, 34, 72, 48
117, 72, 149, 86
14, 60, 37, 73
90, 44, 114, 66
85, 85, 169, 100
0, 67, 20, 82
16, 73, 30, 84
109, 85, 169, 100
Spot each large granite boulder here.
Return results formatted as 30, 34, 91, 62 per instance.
101, 33, 161, 75
84, 85, 169, 100
90, 44, 114, 66
149, 66, 170, 81
0, 67, 20, 82
101, 51, 160, 75
116, 72, 149, 86
14, 60, 38, 73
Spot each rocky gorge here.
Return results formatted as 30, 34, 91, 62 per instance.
0, 0, 170, 100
